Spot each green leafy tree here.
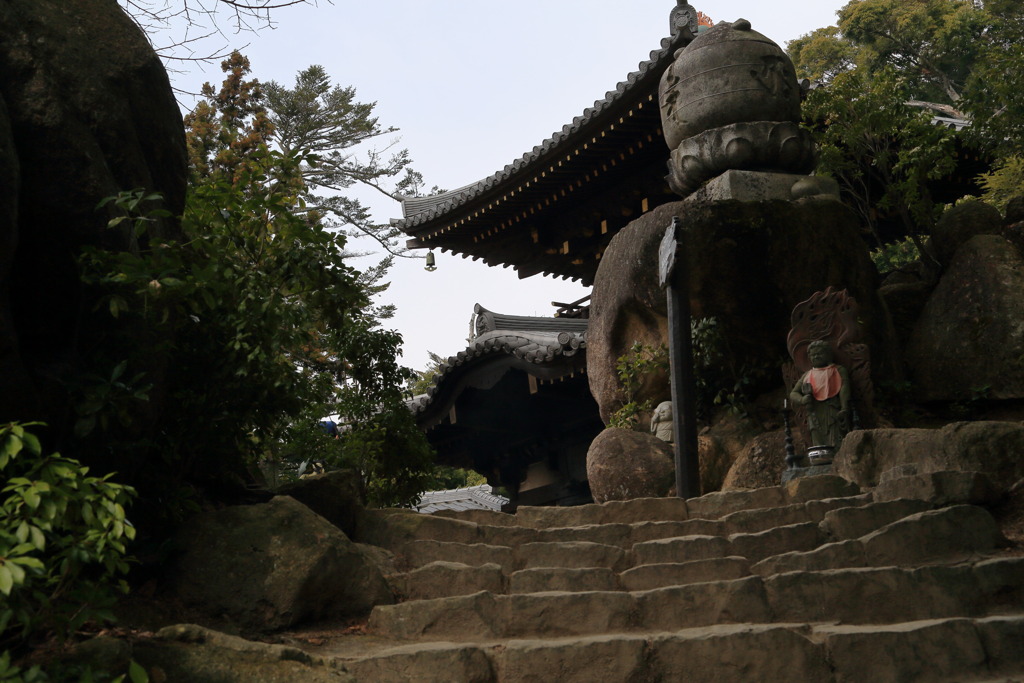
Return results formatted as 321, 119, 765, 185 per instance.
264, 65, 425, 255
977, 156, 1024, 213
787, 0, 1024, 273
407, 351, 446, 396
428, 465, 488, 491
835, 0, 989, 106
79, 53, 435, 515
960, 2, 1024, 159
787, 26, 860, 84
870, 235, 924, 273
801, 66, 958, 264
0, 423, 136, 676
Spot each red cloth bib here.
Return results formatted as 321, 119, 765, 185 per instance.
808, 365, 842, 401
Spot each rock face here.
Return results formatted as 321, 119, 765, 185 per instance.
834, 421, 1024, 489
0, 0, 187, 424
722, 430, 788, 490
586, 428, 675, 503
930, 199, 1003, 265
276, 469, 365, 539
171, 496, 394, 632
906, 235, 1024, 401
133, 625, 354, 683
587, 198, 895, 424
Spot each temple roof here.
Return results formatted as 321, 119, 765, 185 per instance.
407, 304, 589, 429
414, 484, 509, 514
397, 26, 696, 285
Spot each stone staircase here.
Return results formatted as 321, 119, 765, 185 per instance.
298, 474, 1023, 682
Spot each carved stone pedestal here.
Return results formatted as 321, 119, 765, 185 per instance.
781, 463, 834, 485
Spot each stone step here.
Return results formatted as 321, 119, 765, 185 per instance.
619, 557, 752, 591
819, 497, 933, 541
333, 615, 1024, 683
816, 615, 1024, 683
367, 557, 1024, 641
516, 541, 628, 571
400, 540, 516, 571
507, 567, 618, 594
367, 478, 870, 564
514, 496, 689, 529
366, 477, 931, 560
507, 475, 861, 530
491, 492, 868, 545
391, 561, 505, 601
397, 493, 873, 563
752, 504, 1004, 576
631, 522, 823, 566
395, 503, 999, 599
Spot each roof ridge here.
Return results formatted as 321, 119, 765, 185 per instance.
398, 32, 689, 229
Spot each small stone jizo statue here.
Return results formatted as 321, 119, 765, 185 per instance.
788, 340, 851, 455
650, 401, 674, 443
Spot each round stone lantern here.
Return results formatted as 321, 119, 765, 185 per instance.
658, 19, 816, 197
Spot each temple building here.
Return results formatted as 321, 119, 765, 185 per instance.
399, 3, 987, 509
400, 8, 713, 508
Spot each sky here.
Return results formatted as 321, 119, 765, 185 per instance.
161, 0, 849, 372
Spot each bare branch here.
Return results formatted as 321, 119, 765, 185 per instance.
119, 0, 330, 76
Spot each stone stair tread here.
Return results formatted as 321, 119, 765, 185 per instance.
630, 522, 822, 566
532, 522, 633, 548
719, 502, 816, 534
354, 482, 1023, 681
810, 615, 1024, 683
517, 540, 628, 571
314, 614, 1024, 682
503, 478, 859, 532
820, 497, 933, 540
727, 521, 823, 563
515, 496, 690, 529
619, 556, 752, 591
401, 539, 516, 571
508, 567, 618, 593
391, 561, 505, 600
371, 557, 1024, 640
753, 504, 1004, 576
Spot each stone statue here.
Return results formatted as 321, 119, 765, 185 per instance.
650, 400, 674, 443
788, 340, 851, 452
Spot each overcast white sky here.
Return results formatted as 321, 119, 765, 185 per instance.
165, 0, 848, 372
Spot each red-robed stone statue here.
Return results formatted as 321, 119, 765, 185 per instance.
788, 340, 851, 451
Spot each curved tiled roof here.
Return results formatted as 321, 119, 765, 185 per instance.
414, 484, 509, 514
473, 302, 589, 337
398, 28, 692, 232
407, 326, 587, 419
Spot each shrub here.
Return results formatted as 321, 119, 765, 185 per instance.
0, 423, 136, 676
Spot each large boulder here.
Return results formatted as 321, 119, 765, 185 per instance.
906, 235, 1024, 401
587, 196, 896, 423
878, 280, 933, 353
930, 199, 1003, 265
276, 469, 365, 539
834, 421, 1024, 489
170, 496, 394, 632
0, 0, 186, 425
586, 428, 675, 503
132, 625, 356, 683
722, 430, 788, 490
697, 409, 766, 492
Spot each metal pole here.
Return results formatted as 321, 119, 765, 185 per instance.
660, 218, 700, 499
